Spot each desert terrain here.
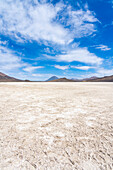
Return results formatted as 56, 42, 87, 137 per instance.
0, 82, 113, 170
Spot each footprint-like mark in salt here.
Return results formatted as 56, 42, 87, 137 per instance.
54, 131, 65, 138
65, 122, 73, 128
86, 117, 96, 127
16, 113, 36, 131
87, 117, 96, 120
61, 108, 87, 119
16, 124, 31, 131
43, 135, 54, 145
74, 108, 87, 114
17, 115, 36, 123
82, 161, 99, 170
86, 121, 93, 127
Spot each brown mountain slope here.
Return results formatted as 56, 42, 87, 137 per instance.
85, 75, 113, 82
0, 72, 22, 82
49, 78, 76, 82
83, 76, 98, 81
48, 75, 113, 82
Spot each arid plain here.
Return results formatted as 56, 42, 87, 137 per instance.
0, 82, 113, 170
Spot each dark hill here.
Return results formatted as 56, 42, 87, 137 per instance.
49, 78, 76, 82
0, 72, 22, 82
46, 76, 59, 81
85, 75, 113, 82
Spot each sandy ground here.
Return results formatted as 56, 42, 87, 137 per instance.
0, 82, 113, 170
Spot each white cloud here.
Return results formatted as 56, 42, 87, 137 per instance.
44, 47, 51, 53
32, 73, 57, 77
32, 74, 45, 77
67, 6, 98, 38
97, 68, 113, 76
23, 66, 44, 72
110, 0, 113, 7
56, 48, 103, 65
0, 45, 44, 79
54, 65, 69, 70
79, 68, 113, 79
0, 0, 98, 45
0, 0, 70, 45
95, 45, 111, 51
0, 40, 7, 45
0, 46, 25, 72
71, 66, 95, 70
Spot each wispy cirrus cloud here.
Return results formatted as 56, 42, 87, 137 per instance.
54, 65, 69, 70
0, 0, 98, 45
110, 0, 113, 7
97, 68, 113, 76
0, 46, 24, 72
0, 40, 7, 45
0, 44, 44, 79
67, 5, 98, 38
0, 0, 70, 45
23, 66, 44, 72
71, 66, 95, 70
95, 45, 111, 51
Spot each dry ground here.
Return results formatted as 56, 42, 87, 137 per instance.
0, 82, 113, 170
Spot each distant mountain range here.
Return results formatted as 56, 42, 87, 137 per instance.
47, 75, 113, 82
0, 72, 113, 82
84, 75, 113, 82
82, 76, 98, 81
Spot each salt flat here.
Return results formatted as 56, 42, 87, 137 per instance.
0, 82, 113, 170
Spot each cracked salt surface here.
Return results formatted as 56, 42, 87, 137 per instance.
0, 82, 113, 170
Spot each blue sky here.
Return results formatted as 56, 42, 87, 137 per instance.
0, 0, 113, 81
